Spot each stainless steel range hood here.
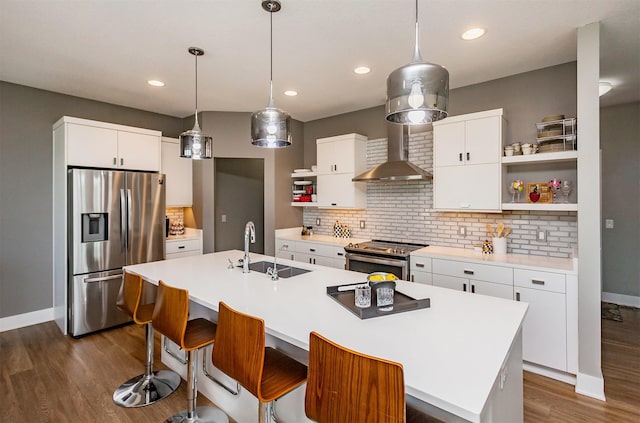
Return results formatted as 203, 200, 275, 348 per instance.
352, 123, 432, 182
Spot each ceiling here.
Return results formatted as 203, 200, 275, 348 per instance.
1, 0, 638, 122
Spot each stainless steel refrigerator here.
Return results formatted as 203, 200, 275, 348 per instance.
68, 168, 165, 337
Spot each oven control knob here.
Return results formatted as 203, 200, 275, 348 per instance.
354, 243, 359, 248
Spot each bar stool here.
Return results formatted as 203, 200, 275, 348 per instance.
113, 271, 181, 407
212, 302, 308, 423
153, 280, 228, 423
305, 331, 406, 423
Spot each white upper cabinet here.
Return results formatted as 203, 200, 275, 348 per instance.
316, 133, 367, 209
433, 109, 505, 212
161, 137, 193, 207
61, 116, 161, 171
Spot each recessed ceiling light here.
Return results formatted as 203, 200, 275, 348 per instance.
354, 66, 371, 75
599, 82, 613, 96
284, 90, 298, 96
147, 80, 165, 87
461, 28, 486, 40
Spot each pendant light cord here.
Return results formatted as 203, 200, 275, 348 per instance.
194, 52, 199, 127
269, 3, 274, 105
413, 0, 422, 63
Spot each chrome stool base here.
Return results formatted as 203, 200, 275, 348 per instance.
165, 406, 229, 423
113, 369, 181, 408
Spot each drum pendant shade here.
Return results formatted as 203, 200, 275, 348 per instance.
385, 0, 449, 125
251, 0, 292, 148
180, 47, 213, 159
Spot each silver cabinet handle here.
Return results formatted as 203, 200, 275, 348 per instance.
467, 152, 470, 161
310, 248, 316, 252
459, 153, 463, 162
178, 245, 186, 249
113, 157, 117, 165
411, 275, 415, 282
463, 269, 474, 275
532, 279, 545, 285
516, 292, 521, 301
463, 283, 467, 292
120, 158, 124, 166
416, 262, 425, 268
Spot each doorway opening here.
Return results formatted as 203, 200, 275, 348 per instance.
214, 158, 264, 253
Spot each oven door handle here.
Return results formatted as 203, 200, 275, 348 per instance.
345, 253, 405, 268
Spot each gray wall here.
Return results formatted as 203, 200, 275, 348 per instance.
302, 62, 578, 166
195, 111, 304, 255
601, 101, 640, 297
0, 82, 184, 318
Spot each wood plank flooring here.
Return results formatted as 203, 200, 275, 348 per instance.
1, 306, 638, 422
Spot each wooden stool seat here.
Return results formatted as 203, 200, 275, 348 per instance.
153, 280, 228, 423
212, 302, 307, 423
112, 271, 181, 408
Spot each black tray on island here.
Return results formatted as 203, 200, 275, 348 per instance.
326, 283, 430, 320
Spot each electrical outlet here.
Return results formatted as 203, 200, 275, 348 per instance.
359, 220, 366, 229
536, 229, 547, 242
316, 218, 321, 226
605, 219, 614, 229
221, 214, 227, 223
459, 226, 467, 237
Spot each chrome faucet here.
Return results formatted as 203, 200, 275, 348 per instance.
243, 221, 256, 273
267, 243, 288, 281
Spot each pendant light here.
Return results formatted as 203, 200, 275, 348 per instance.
386, 0, 449, 125
251, 0, 292, 148
180, 47, 212, 159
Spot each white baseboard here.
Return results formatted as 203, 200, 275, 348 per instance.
523, 362, 577, 385
575, 371, 606, 401
0, 308, 54, 332
601, 292, 640, 308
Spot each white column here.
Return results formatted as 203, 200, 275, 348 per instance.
576, 21, 605, 401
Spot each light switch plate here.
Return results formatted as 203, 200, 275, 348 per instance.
605, 219, 614, 229
221, 214, 227, 223
359, 220, 366, 229
459, 226, 467, 236
316, 218, 321, 226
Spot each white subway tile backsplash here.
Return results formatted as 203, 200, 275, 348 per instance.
302, 132, 578, 258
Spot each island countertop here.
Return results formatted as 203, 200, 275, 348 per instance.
126, 250, 527, 422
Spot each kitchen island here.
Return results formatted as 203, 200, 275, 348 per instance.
126, 250, 528, 423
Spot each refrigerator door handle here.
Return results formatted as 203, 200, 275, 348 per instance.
84, 274, 123, 283
127, 189, 133, 252
120, 188, 127, 252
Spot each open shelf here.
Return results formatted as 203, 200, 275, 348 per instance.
501, 150, 577, 165
290, 171, 317, 177
501, 202, 577, 211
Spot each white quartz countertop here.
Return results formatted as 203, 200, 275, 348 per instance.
166, 227, 202, 241
412, 245, 576, 274
275, 228, 369, 246
126, 250, 527, 422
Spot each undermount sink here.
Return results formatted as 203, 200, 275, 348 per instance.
242, 261, 311, 278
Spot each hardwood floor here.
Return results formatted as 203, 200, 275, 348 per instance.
1, 306, 638, 422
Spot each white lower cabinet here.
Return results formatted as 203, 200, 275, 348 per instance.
415, 249, 577, 379
431, 258, 514, 299
275, 238, 346, 270
514, 269, 568, 371
409, 255, 432, 284
165, 229, 203, 260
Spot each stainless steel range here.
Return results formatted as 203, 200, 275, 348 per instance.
344, 240, 428, 280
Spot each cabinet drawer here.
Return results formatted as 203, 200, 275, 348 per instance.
276, 239, 296, 254
410, 256, 432, 273
296, 242, 333, 258
514, 269, 565, 293
432, 258, 513, 285
333, 246, 347, 260
166, 238, 201, 254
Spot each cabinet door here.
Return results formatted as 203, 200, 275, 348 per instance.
432, 274, 467, 292
118, 131, 161, 171
67, 123, 118, 168
465, 116, 501, 165
161, 139, 193, 207
433, 121, 466, 167
434, 163, 501, 211
317, 139, 355, 174
410, 271, 433, 284
516, 287, 567, 371
275, 239, 296, 261
317, 174, 366, 208
471, 280, 513, 299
